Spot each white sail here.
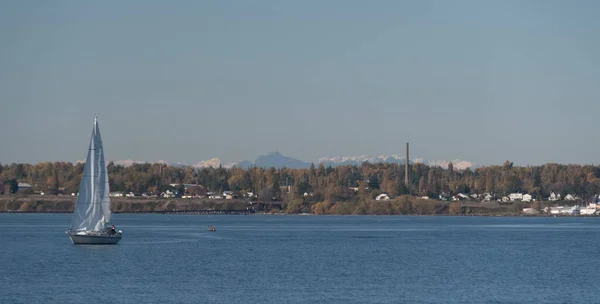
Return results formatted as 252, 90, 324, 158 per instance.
70, 117, 111, 232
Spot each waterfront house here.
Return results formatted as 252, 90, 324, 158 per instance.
375, 193, 391, 201
17, 182, 32, 193
208, 192, 223, 199
564, 194, 577, 201
457, 193, 470, 200
509, 193, 523, 201
224, 191, 241, 199
549, 192, 560, 201
161, 190, 176, 198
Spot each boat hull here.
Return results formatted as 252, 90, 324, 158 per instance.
67, 232, 122, 245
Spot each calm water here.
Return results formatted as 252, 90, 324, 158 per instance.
1, 214, 600, 304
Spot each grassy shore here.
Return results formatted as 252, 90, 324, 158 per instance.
0, 194, 504, 215
0, 195, 250, 213
2, 195, 588, 216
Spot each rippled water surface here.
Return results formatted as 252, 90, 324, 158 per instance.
2, 214, 600, 303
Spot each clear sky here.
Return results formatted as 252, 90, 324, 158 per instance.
1, 0, 599, 166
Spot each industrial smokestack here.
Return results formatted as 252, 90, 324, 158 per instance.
405, 142, 409, 187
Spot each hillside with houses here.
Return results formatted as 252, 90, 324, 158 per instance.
2, 160, 600, 215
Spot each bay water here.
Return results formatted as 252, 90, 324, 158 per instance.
1, 214, 599, 303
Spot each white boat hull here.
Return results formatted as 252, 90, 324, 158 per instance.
67, 231, 122, 245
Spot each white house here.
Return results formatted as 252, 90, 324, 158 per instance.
549, 192, 561, 201
457, 193, 470, 200
565, 194, 576, 201
509, 193, 523, 201
17, 182, 32, 190
375, 193, 391, 201
522, 194, 533, 202
110, 192, 124, 197
161, 190, 176, 198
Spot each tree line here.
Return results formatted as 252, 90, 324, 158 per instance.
2, 160, 600, 204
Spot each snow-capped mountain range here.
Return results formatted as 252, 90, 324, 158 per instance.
111, 152, 474, 171
112, 159, 169, 167
318, 154, 407, 165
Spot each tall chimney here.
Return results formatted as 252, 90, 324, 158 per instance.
405, 142, 409, 187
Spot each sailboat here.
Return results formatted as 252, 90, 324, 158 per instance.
65, 116, 123, 245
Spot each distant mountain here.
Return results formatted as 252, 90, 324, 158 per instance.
426, 159, 474, 171
191, 158, 221, 169
170, 163, 189, 168
112, 159, 170, 167
318, 154, 411, 167
113, 159, 145, 167
254, 151, 311, 169
111, 152, 473, 170
189, 158, 237, 169
220, 152, 310, 169
318, 154, 473, 170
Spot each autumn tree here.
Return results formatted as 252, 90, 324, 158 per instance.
3, 159, 600, 211
285, 198, 304, 214
418, 176, 426, 194
3, 179, 18, 195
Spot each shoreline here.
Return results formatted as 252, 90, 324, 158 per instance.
0, 195, 594, 217
0, 210, 594, 217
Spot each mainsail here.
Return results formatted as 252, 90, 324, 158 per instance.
70, 117, 111, 232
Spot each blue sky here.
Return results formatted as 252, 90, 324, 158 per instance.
1, 0, 599, 166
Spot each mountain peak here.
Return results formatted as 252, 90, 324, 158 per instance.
110, 152, 473, 171
266, 151, 283, 157
192, 158, 221, 168
254, 151, 309, 169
